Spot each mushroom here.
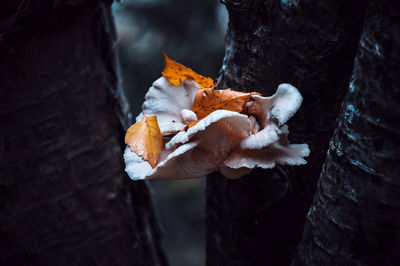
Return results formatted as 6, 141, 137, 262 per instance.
124, 110, 252, 180
136, 77, 200, 135
220, 84, 309, 179
124, 142, 200, 180
124, 77, 310, 180
240, 83, 303, 149
166, 110, 250, 150
221, 125, 310, 179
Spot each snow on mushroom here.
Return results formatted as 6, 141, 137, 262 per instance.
123, 53, 310, 180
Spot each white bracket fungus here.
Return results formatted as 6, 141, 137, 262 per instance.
124, 77, 310, 180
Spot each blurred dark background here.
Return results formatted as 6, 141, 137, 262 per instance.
112, 1, 227, 265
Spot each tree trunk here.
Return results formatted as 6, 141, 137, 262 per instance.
206, 0, 367, 265
293, 0, 400, 265
0, 1, 167, 265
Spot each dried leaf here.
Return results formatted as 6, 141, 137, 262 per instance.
125, 116, 163, 168
162, 51, 214, 89
192, 88, 260, 119
180, 120, 202, 132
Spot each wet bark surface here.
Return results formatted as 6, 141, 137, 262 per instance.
0, 1, 167, 265
206, 0, 367, 265
293, 1, 400, 265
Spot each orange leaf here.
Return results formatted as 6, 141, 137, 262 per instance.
125, 116, 163, 168
192, 88, 260, 119
162, 51, 214, 89
180, 120, 202, 132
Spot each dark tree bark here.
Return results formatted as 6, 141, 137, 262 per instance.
293, 1, 400, 265
206, 0, 367, 265
0, 1, 167, 266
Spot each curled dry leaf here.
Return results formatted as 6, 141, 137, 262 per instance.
192, 88, 259, 120
162, 51, 214, 89
125, 116, 163, 168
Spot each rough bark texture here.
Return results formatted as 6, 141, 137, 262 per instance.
0, 1, 167, 266
206, 0, 367, 265
293, 1, 400, 265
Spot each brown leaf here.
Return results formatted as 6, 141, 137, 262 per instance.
125, 116, 163, 168
192, 88, 260, 119
161, 51, 214, 89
